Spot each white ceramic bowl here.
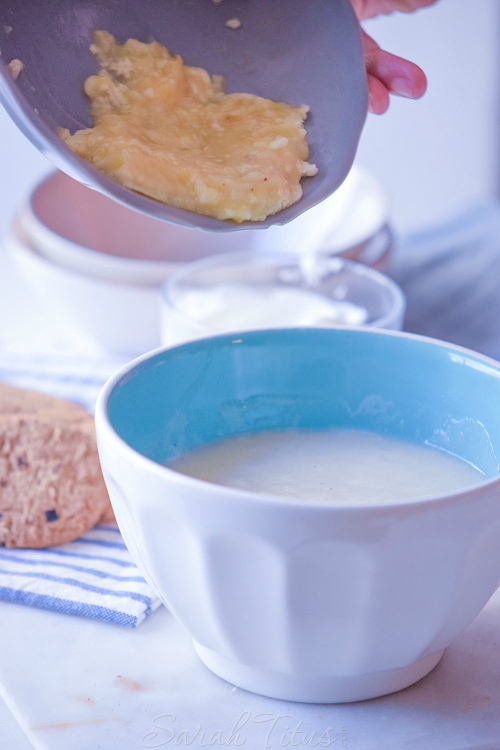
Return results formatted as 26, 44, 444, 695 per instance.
13, 172, 257, 355
5, 218, 164, 355
20, 165, 391, 281
96, 328, 500, 703
12, 167, 392, 355
19, 171, 256, 285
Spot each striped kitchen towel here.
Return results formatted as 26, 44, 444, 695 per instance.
0, 340, 129, 414
0, 523, 163, 627
0, 340, 163, 626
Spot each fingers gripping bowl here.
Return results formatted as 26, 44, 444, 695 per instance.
95, 328, 500, 703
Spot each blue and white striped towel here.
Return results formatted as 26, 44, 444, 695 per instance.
0, 341, 163, 627
0, 340, 129, 413
0, 524, 163, 627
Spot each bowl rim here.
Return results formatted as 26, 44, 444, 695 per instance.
160, 250, 407, 334
20, 171, 182, 286
21, 165, 393, 287
95, 327, 500, 512
7, 215, 161, 291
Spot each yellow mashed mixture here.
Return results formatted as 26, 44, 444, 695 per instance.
60, 31, 318, 223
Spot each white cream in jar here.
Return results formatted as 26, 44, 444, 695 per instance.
167, 429, 484, 503
177, 284, 368, 331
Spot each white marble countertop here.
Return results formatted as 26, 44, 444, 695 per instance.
0, 697, 33, 749
1, 587, 500, 750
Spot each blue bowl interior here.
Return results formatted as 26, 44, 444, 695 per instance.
107, 329, 500, 478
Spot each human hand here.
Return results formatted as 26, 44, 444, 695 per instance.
351, 0, 438, 114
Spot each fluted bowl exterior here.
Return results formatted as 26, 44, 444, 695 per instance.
95, 328, 500, 702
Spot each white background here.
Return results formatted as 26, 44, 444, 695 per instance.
358, 0, 499, 233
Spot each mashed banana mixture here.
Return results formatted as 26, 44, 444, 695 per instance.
60, 31, 317, 222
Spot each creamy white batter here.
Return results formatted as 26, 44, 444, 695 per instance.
167, 429, 484, 503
